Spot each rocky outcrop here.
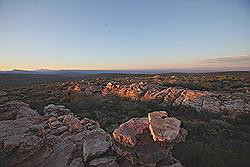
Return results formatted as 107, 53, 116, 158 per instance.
0, 101, 45, 166
102, 82, 249, 114
89, 156, 119, 167
0, 91, 8, 97
65, 81, 103, 99
112, 111, 187, 167
0, 101, 113, 167
0, 90, 8, 104
0, 100, 188, 167
148, 111, 181, 142
113, 117, 149, 146
62, 78, 249, 114
43, 104, 71, 117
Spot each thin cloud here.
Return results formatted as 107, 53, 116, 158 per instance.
202, 55, 250, 64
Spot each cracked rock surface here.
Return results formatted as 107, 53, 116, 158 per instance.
112, 111, 187, 167
0, 101, 112, 167
0, 100, 188, 167
65, 80, 249, 114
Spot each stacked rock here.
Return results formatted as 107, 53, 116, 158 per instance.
112, 111, 187, 167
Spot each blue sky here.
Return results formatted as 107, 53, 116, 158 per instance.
0, 0, 249, 70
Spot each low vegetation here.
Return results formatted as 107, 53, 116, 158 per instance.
1, 71, 249, 167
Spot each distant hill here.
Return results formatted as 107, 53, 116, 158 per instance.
0, 68, 249, 75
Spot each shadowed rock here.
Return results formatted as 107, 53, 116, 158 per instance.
43, 104, 71, 117
89, 156, 119, 167
82, 129, 111, 162
69, 158, 84, 167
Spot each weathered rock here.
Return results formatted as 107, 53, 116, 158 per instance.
49, 125, 68, 135
69, 158, 84, 167
0, 100, 31, 120
0, 101, 43, 166
43, 104, 71, 117
148, 111, 181, 142
0, 98, 189, 167
63, 114, 82, 132
89, 156, 118, 167
0, 101, 112, 167
112, 111, 187, 166
166, 163, 183, 167
0, 90, 8, 97
38, 139, 77, 167
113, 117, 148, 146
80, 118, 100, 130
100, 81, 250, 114
66, 82, 102, 98
82, 129, 111, 162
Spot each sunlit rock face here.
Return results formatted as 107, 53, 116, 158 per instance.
112, 111, 187, 167
101, 82, 249, 114
148, 111, 181, 142
0, 101, 113, 167
62, 78, 249, 114
113, 117, 149, 146
64, 80, 103, 100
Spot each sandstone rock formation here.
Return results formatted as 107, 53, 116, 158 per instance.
113, 117, 149, 146
63, 78, 249, 115
102, 82, 249, 114
0, 101, 113, 167
65, 81, 103, 99
0, 99, 188, 167
148, 111, 181, 142
112, 111, 187, 167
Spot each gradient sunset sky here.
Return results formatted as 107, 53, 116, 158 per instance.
0, 0, 250, 71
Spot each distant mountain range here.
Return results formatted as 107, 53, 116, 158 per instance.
0, 68, 249, 75
0, 69, 166, 74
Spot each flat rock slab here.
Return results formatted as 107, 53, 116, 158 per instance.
113, 117, 148, 146
148, 111, 181, 142
82, 129, 111, 162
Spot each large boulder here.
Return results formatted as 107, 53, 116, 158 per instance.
82, 129, 111, 162
148, 111, 181, 142
112, 111, 187, 166
113, 117, 148, 146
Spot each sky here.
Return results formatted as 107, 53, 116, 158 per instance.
0, 0, 250, 71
